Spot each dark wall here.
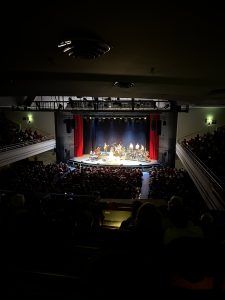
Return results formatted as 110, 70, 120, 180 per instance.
158, 111, 178, 167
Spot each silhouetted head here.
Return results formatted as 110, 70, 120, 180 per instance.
168, 195, 188, 227
131, 200, 142, 218
135, 202, 163, 239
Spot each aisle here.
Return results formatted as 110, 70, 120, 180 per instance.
140, 171, 149, 199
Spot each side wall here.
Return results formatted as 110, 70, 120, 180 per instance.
176, 107, 225, 168
5, 111, 55, 136
177, 107, 225, 141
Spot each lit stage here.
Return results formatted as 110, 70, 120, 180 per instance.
68, 154, 158, 169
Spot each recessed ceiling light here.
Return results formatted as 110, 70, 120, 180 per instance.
58, 40, 72, 47
58, 37, 111, 59
113, 81, 135, 88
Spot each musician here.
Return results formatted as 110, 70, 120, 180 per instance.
94, 147, 101, 156
129, 143, 134, 150
103, 142, 108, 152
110, 146, 114, 153
117, 143, 122, 150
108, 147, 114, 160
135, 143, 140, 150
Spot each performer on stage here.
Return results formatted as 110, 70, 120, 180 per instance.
135, 143, 140, 150
129, 143, 134, 150
103, 142, 108, 152
108, 146, 114, 160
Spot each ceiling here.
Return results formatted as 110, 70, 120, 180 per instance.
1, 2, 225, 107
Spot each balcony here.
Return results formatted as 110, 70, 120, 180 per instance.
0, 138, 56, 167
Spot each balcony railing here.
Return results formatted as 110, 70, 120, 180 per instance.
0, 138, 56, 167
176, 142, 225, 210
0, 136, 55, 153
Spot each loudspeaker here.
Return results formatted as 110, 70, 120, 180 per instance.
66, 121, 72, 133
64, 119, 74, 133
157, 120, 162, 135
71, 119, 75, 129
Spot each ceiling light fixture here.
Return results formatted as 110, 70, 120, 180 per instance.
113, 81, 135, 88
58, 37, 111, 59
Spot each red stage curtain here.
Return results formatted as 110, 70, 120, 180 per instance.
74, 115, 83, 157
149, 113, 159, 160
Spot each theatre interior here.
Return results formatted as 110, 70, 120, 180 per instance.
1, 3, 225, 298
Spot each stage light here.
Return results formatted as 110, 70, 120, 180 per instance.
113, 81, 134, 88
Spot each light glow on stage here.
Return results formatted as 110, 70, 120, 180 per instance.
69, 152, 158, 169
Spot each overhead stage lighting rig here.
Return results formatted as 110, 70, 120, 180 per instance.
20, 97, 186, 113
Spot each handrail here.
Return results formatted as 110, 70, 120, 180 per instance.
176, 142, 225, 210
0, 136, 55, 153
179, 141, 224, 189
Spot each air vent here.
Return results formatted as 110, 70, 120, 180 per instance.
113, 81, 135, 88
58, 37, 111, 59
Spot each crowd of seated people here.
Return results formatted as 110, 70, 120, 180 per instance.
148, 166, 201, 202
90, 194, 225, 297
0, 160, 69, 193
60, 165, 142, 199
0, 161, 142, 199
1, 159, 225, 297
14, 127, 45, 143
0, 126, 46, 148
2, 199, 225, 296
182, 126, 225, 182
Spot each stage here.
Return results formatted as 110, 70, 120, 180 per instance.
68, 154, 159, 169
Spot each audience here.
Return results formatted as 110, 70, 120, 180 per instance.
0, 128, 224, 296
120, 199, 142, 230
163, 195, 204, 245
182, 126, 225, 182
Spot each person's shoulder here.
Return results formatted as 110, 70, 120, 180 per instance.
120, 217, 133, 229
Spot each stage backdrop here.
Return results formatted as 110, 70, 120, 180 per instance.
86, 118, 147, 151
